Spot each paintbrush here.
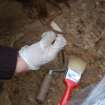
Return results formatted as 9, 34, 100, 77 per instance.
60, 56, 87, 105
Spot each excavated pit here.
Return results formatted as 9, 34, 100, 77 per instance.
0, 0, 105, 105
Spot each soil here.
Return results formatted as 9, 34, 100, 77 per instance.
0, 0, 105, 105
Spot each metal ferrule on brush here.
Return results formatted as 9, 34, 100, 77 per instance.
66, 68, 81, 83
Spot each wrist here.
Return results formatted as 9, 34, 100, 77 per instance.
19, 45, 40, 70
15, 55, 29, 74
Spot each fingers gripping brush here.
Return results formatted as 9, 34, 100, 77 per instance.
60, 56, 87, 105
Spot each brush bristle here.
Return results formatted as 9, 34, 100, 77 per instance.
68, 56, 87, 75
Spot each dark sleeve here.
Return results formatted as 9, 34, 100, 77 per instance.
0, 46, 18, 80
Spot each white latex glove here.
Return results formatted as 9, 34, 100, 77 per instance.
19, 31, 67, 70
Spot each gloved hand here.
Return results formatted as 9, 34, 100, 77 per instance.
19, 31, 67, 70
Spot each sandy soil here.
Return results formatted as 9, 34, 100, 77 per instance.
0, 0, 105, 105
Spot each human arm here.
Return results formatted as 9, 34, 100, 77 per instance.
0, 31, 66, 79
0, 46, 18, 79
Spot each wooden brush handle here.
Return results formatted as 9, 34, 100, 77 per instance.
60, 79, 78, 105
